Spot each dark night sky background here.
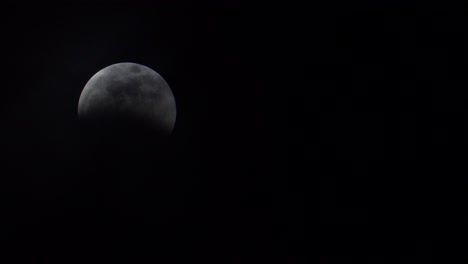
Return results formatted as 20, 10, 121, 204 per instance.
0, 1, 464, 263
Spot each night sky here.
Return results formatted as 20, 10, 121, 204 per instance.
0, 1, 463, 263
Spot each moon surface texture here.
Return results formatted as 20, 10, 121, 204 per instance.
78, 63, 176, 135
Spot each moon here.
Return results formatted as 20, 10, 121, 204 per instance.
78, 63, 176, 135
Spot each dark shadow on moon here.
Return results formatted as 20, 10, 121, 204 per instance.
77, 117, 183, 200
79, 117, 173, 150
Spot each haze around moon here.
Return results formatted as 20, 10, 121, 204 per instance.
78, 63, 176, 135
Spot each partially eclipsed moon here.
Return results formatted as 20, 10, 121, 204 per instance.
78, 63, 176, 135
